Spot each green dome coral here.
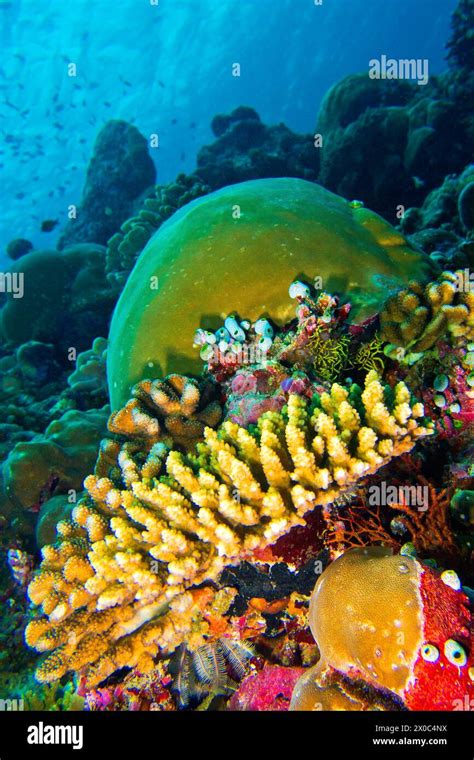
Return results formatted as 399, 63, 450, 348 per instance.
107, 178, 434, 410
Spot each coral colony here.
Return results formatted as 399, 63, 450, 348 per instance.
0, 0, 473, 717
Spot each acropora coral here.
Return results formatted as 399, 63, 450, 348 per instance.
290, 547, 474, 711
106, 177, 434, 409
25, 371, 431, 688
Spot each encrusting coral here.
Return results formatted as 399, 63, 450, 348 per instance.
108, 374, 222, 450
381, 270, 474, 356
25, 371, 432, 688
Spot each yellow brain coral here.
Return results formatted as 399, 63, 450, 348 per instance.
26, 372, 432, 688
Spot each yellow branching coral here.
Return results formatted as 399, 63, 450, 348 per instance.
380, 270, 474, 353
26, 372, 432, 688
108, 374, 222, 450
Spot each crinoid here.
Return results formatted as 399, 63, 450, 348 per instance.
170, 638, 255, 707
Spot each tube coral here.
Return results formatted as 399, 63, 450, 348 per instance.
25, 372, 432, 688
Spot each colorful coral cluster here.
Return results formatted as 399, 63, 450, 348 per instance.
25, 371, 432, 688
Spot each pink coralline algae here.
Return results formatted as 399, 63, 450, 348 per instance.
229, 666, 305, 711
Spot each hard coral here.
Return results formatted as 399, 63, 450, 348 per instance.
381, 270, 474, 355
290, 547, 474, 711
108, 374, 222, 450
25, 373, 431, 688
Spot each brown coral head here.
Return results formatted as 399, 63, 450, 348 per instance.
380, 270, 474, 354
309, 547, 423, 696
108, 374, 222, 450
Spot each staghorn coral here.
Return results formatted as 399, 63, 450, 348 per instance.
108, 374, 222, 450
25, 372, 432, 688
381, 270, 474, 356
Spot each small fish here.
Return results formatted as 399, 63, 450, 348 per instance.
4, 99, 20, 111
171, 118, 178, 125
189, 122, 196, 129
158, 80, 165, 88
41, 219, 59, 232
412, 176, 425, 189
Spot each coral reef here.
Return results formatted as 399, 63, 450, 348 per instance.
1, 407, 109, 523
6, 238, 33, 261
196, 106, 319, 188
290, 547, 474, 711
67, 337, 108, 405
315, 44, 474, 221
25, 371, 431, 688
105, 174, 211, 288
106, 176, 434, 409
58, 120, 156, 249
446, 0, 474, 69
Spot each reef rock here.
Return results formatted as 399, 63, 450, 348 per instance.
58, 120, 156, 249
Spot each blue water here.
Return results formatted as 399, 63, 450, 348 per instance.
0, 0, 457, 262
